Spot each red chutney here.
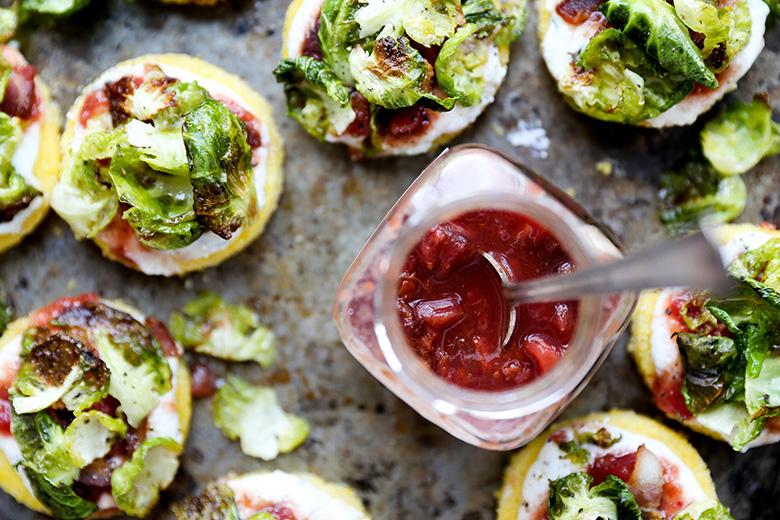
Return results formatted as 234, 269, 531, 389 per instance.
555, 0, 607, 25
0, 386, 11, 436
397, 210, 578, 391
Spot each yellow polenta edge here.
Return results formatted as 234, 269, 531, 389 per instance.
0, 302, 193, 518
497, 410, 717, 520
58, 54, 284, 276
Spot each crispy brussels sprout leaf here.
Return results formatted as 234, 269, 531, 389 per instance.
108, 143, 203, 250
673, 499, 735, 520
657, 157, 746, 234
22, 465, 98, 520
729, 239, 780, 291
557, 440, 591, 465
0, 112, 41, 224
462, 0, 505, 37
701, 99, 780, 176
548, 473, 642, 520
274, 56, 357, 139
51, 302, 173, 428
403, 0, 460, 47
11, 410, 79, 487
111, 436, 182, 517
763, 0, 779, 16
349, 36, 456, 110
493, 0, 528, 46
744, 354, 780, 420
170, 291, 276, 367
12, 333, 109, 415
319, 0, 363, 84
125, 119, 189, 176
677, 332, 739, 414
674, 0, 729, 60
214, 376, 310, 461
0, 282, 12, 335
20, 0, 90, 15
182, 99, 256, 240
694, 402, 752, 443
353, 0, 406, 38
434, 24, 490, 106
64, 411, 127, 468
601, 0, 718, 89
121, 67, 177, 122
172, 483, 240, 520
0, 9, 18, 43
566, 28, 693, 124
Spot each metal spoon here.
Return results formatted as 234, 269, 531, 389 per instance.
483, 231, 731, 345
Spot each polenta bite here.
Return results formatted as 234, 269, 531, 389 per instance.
0, 44, 60, 253
629, 223, 780, 451
537, 0, 770, 127
0, 293, 192, 519
275, 0, 527, 158
173, 470, 371, 520
497, 410, 733, 520
51, 54, 284, 276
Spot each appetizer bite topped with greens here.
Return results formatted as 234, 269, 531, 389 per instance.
537, 0, 770, 127
173, 470, 371, 520
0, 293, 192, 519
0, 45, 60, 253
497, 410, 733, 520
52, 54, 284, 276
630, 223, 780, 451
276, 0, 527, 158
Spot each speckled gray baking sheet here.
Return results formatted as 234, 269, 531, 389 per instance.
0, 3, 779, 519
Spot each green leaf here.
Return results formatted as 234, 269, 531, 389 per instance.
173, 483, 240, 520
64, 411, 127, 468
566, 28, 693, 124
673, 499, 735, 520
182, 99, 256, 240
601, 0, 719, 89
348, 36, 456, 110
20, 0, 90, 16
170, 291, 276, 367
402, 0, 460, 47
674, 0, 730, 61
125, 119, 189, 176
214, 375, 310, 461
744, 354, 780, 420
434, 24, 490, 107
21, 465, 98, 520
111, 436, 181, 517
108, 143, 202, 250
12, 332, 109, 415
52, 301, 173, 428
492, 0, 528, 46
120, 67, 177, 122
729, 238, 780, 292
0, 282, 12, 335
557, 440, 591, 465
273, 56, 357, 139
763, 0, 779, 16
353, 0, 407, 39
701, 99, 780, 176
462, 0, 506, 38
319, 0, 363, 84
548, 473, 642, 520
677, 332, 739, 414
0, 8, 18, 44
11, 410, 79, 487
0, 112, 41, 224
657, 156, 746, 234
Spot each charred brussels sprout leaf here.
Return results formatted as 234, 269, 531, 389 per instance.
677, 332, 739, 414
434, 24, 490, 106
11, 409, 79, 487
319, 0, 363, 83
548, 473, 642, 520
600, 0, 718, 89
170, 291, 276, 367
64, 411, 127, 468
119, 66, 176, 122
566, 28, 693, 124
22, 465, 98, 520
183, 99, 257, 240
402, 0, 460, 47
50, 157, 118, 239
657, 157, 746, 234
214, 375, 310, 461
172, 483, 240, 520
111, 436, 182, 516
273, 56, 356, 139
349, 36, 456, 110
108, 143, 203, 250
462, 0, 505, 37
557, 440, 591, 465
701, 99, 780, 176
673, 499, 736, 520
12, 332, 109, 415
729, 239, 780, 292
0, 112, 40, 224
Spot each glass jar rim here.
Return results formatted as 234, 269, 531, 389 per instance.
374, 191, 606, 418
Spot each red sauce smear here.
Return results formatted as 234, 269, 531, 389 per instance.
79, 89, 110, 128
189, 358, 217, 399
397, 210, 578, 391
556, 0, 607, 25
587, 451, 637, 485
259, 505, 297, 520
2, 64, 38, 120
659, 462, 689, 516
0, 386, 11, 436
345, 90, 371, 138
145, 317, 181, 357
654, 370, 693, 420
301, 15, 323, 61
29, 293, 101, 328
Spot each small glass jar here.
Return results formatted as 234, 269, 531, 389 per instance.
333, 144, 636, 450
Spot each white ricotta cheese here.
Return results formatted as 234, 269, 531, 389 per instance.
539, 0, 769, 128
0, 117, 44, 236
518, 422, 708, 520
72, 62, 272, 276
226, 471, 370, 520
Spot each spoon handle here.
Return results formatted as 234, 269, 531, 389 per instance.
504, 232, 730, 305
